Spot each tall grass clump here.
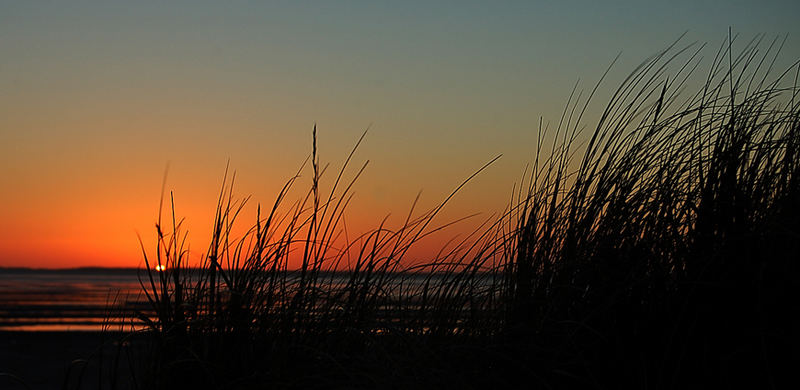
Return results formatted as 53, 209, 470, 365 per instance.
129, 128, 509, 389
117, 34, 798, 390
505, 33, 799, 388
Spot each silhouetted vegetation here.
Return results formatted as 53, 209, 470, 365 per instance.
49, 35, 800, 389
503, 34, 798, 388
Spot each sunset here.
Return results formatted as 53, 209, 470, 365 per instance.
1, 1, 799, 389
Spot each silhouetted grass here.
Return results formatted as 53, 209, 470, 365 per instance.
123, 126, 508, 389
92, 34, 799, 389
504, 33, 799, 388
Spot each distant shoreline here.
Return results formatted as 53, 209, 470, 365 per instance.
0, 266, 140, 273
0, 267, 490, 277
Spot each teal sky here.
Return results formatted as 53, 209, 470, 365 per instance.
2, 1, 799, 267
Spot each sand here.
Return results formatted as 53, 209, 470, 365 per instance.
0, 331, 136, 390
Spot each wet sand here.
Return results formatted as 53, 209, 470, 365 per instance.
0, 268, 146, 333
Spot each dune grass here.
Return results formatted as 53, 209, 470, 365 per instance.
503, 33, 799, 388
125, 125, 511, 389
89, 34, 800, 389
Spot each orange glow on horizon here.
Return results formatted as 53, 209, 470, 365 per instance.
0, 166, 500, 270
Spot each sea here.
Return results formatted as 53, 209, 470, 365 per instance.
0, 267, 498, 332
0, 268, 147, 332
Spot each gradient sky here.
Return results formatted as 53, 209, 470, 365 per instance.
2, 1, 799, 268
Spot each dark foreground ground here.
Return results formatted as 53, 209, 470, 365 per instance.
0, 332, 135, 390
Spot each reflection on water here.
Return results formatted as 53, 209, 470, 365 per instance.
0, 268, 498, 332
0, 268, 147, 332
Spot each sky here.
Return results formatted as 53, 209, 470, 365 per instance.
2, 0, 799, 268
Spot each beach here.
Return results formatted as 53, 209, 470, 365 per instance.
0, 331, 131, 390
0, 269, 144, 389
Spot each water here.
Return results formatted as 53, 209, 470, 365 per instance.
0, 267, 501, 332
0, 268, 147, 331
